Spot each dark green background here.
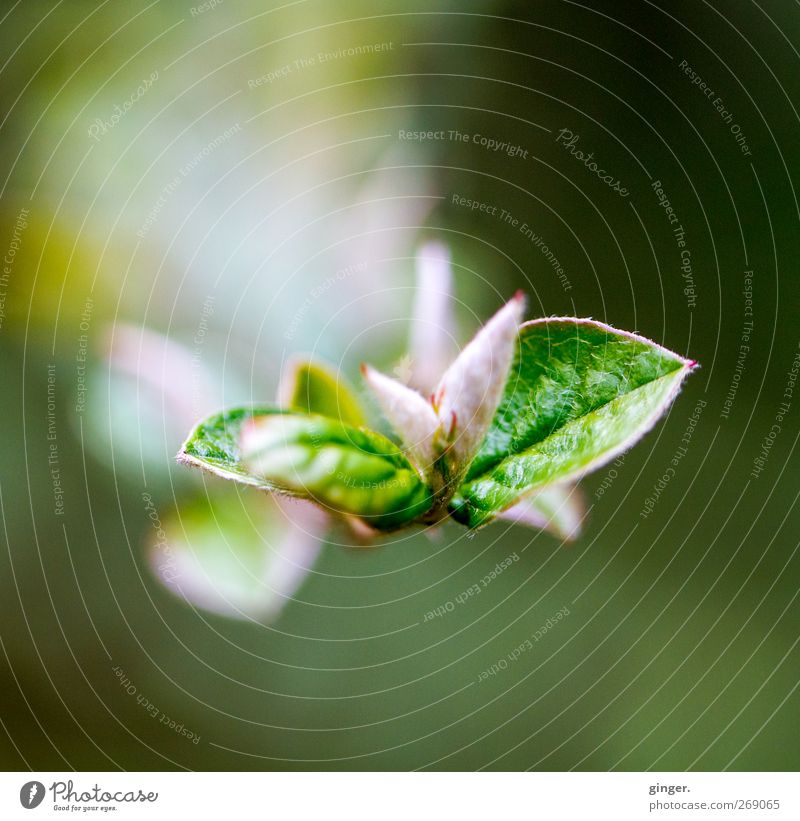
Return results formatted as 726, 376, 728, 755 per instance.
1, 0, 798, 770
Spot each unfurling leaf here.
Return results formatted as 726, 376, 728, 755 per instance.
177, 406, 288, 488
433, 292, 526, 471
449, 318, 695, 528
240, 413, 433, 530
361, 363, 440, 475
496, 485, 584, 541
278, 357, 367, 427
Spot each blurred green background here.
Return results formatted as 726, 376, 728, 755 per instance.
1, 0, 799, 771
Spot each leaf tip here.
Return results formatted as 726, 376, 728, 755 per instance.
175, 442, 200, 468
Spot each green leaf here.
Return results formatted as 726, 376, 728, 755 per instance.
280, 358, 367, 427
177, 405, 289, 489
449, 318, 695, 528
240, 413, 434, 530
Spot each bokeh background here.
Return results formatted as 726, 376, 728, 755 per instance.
1, 0, 799, 771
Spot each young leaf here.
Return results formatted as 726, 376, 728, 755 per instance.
240, 413, 433, 530
497, 485, 584, 541
450, 318, 695, 528
361, 363, 439, 474
148, 489, 325, 621
409, 241, 455, 393
433, 292, 526, 471
278, 357, 367, 427
178, 406, 289, 488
